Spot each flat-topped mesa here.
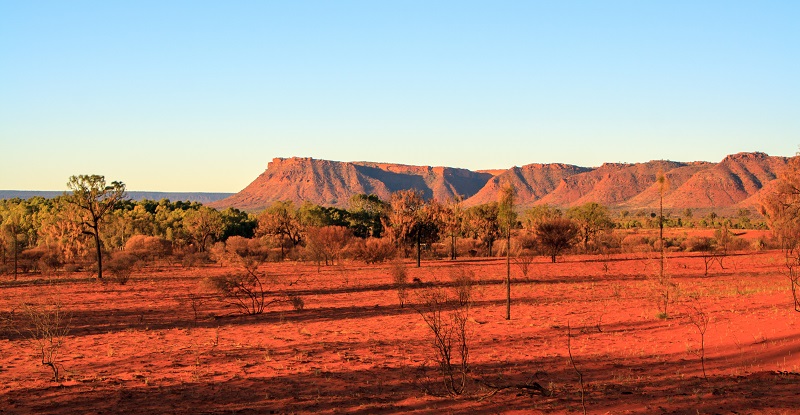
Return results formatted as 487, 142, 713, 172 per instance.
210, 152, 789, 212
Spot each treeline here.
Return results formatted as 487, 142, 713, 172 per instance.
0, 186, 765, 278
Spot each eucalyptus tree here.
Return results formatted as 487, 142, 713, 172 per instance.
66, 175, 127, 279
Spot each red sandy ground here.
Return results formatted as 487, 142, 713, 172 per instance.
2, 243, 799, 414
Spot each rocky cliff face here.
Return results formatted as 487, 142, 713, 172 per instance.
210, 152, 789, 212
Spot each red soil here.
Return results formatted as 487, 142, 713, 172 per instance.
2, 249, 799, 414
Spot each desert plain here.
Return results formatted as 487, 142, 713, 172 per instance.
1, 229, 799, 415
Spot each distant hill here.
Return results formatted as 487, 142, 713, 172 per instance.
209, 152, 789, 213
0, 191, 234, 204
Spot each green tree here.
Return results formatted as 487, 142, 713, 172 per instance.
257, 201, 303, 259
566, 202, 612, 252
66, 175, 127, 279
465, 202, 500, 257
523, 204, 562, 232
535, 218, 578, 263
1, 201, 34, 279
498, 183, 517, 320
441, 196, 465, 260
183, 206, 224, 252
348, 194, 388, 238
383, 190, 440, 267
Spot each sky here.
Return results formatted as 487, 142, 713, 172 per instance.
1, 1, 798, 192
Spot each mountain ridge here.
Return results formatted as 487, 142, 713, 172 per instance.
209, 152, 790, 212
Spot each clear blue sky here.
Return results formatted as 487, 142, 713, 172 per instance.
1, 1, 798, 192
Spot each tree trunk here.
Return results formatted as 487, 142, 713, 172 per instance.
450, 235, 457, 260
506, 233, 511, 320
93, 223, 103, 279
416, 232, 421, 268
13, 234, 18, 281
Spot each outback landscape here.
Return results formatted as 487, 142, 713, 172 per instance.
1, 151, 800, 414
4, 0, 798, 413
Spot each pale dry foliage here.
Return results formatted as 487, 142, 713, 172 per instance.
761, 154, 800, 311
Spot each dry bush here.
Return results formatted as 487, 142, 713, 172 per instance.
595, 230, 623, 254
303, 226, 353, 266
206, 273, 271, 315
105, 252, 139, 285
36, 247, 63, 276
17, 247, 45, 273
19, 301, 71, 382
648, 272, 679, 319
450, 267, 475, 307
288, 294, 305, 311
413, 286, 471, 396
390, 260, 409, 308
458, 238, 483, 257
124, 235, 171, 261
205, 237, 295, 315
511, 238, 536, 280
621, 233, 653, 253
682, 300, 710, 379
354, 238, 396, 264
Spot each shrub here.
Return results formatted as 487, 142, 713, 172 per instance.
206, 273, 270, 315
20, 301, 71, 382
451, 268, 475, 307
413, 286, 471, 396
288, 294, 305, 311
124, 235, 171, 261
390, 261, 409, 307
303, 226, 353, 266
181, 251, 211, 268
205, 237, 290, 315
105, 252, 139, 285
355, 238, 396, 264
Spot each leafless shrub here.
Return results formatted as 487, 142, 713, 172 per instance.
567, 322, 587, 415
511, 240, 536, 281
451, 267, 475, 307
390, 260, 409, 308
206, 273, 272, 315
413, 287, 471, 396
648, 271, 679, 319
19, 301, 71, 382
685, 236, 723, 276
206, 237, 293, 315
683, 301, 710, 380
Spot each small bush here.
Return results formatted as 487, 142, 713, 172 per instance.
125, 235, 172, 261
106, 252, 139, 285
451, 268, 475, 307
206, 273, 269, 315
20, 301, 71, 382
413, 287, 471, 396
390, 261, 409, 307
288, 295, 305, 311
355, 238, 396, 264
182, 252, 210, 268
